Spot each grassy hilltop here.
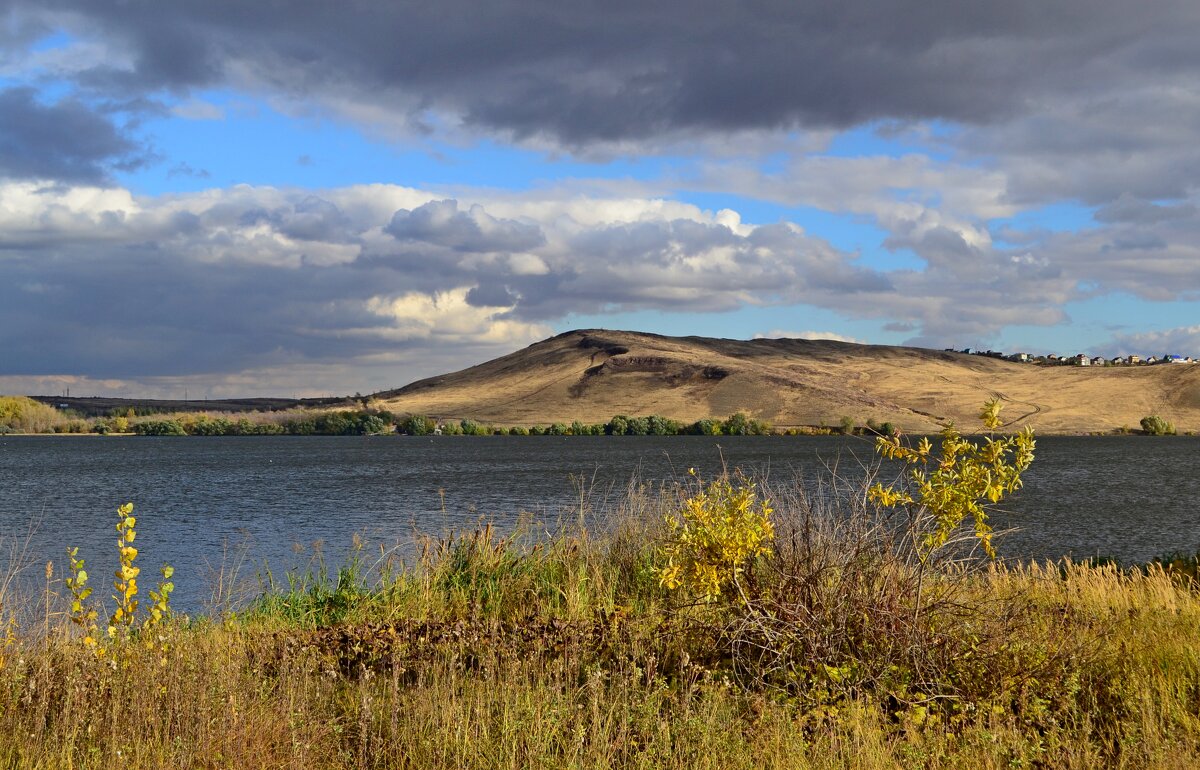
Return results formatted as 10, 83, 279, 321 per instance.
375, 329, 1200, 435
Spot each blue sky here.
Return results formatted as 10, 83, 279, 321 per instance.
2, 1, 1199, 397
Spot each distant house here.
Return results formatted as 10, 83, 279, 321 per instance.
1047, 354, 1060, 362
1008, 352, 1030, 363
1110, 356, 1126, 365
1146, 356, 1159, 364
1075, 354, 1091, 366
1128, 355, 1142, 364
1166, 355, 1188, 364
1091, 356, 1106, 366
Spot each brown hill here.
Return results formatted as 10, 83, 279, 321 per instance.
376, 330, 1200, 434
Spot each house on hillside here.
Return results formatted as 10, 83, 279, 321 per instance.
1128, 355, 1142, 364
1146, 356, 1159, 364
1075, 354, 1091, 366
1008, 352, 1030, 363
1111, 356, 1126, 365
1166, 355, 1188, 364
1091, 356, 1106, 366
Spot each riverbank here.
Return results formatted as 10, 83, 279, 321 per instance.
2, 480, 1198, 767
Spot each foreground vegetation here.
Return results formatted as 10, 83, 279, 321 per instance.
2, 403, 1199, 767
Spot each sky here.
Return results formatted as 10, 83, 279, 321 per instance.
2, 1, 1199, 399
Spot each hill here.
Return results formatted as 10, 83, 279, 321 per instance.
375, 330, 1200, 434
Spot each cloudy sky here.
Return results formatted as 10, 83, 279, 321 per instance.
2, 1, 1199, 398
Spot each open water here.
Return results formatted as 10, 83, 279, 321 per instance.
1, 435, 1197, 612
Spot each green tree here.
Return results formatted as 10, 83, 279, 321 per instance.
722, 413, 751, 435
401, 415, 434, 436
606, 416, 629, 436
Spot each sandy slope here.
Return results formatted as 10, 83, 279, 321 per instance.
375, 330, 1200, 434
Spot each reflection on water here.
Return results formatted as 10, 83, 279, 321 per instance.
1, 435, 1197, 611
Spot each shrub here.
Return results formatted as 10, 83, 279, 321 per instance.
1140, 415, 1175, 435
723, 413, 751, 435
656, 471, 775, 602
400, 414, 435, 436
646, 415, 680, 435
865, 418, 896, 436
686, 418, 721, 435
135, 419, 187, 436
66, 503, 174, 656
868, 398, 1035, 559
655, 400, 1044, 708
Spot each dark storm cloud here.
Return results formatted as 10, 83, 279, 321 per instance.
17, 0, 1198, 148
0, 87, 142, 182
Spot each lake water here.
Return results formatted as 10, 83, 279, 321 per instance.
1, 435, 1197, 612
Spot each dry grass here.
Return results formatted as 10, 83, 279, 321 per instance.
1, 479, 1199, 768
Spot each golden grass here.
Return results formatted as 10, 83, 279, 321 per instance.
2, 484, 1199, 768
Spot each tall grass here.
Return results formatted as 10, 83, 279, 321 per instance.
1, 477, 1199, 767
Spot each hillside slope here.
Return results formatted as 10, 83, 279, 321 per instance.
375, 330, 1200, 434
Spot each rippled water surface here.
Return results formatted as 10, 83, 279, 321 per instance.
2, 435, 1197, 611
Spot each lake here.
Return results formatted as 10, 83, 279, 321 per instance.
2, 435, 1197, 612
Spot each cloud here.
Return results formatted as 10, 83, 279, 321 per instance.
1102, 325, 1200, 358
0, 180, 896, 393
167, 161, 210, 179
6, 172, 1200, 395
1094, 195, 1197, 224
8, 1, 1195, 157
170, 98, 224, 121
0, 86, 143, 182
385, 199, 545, 253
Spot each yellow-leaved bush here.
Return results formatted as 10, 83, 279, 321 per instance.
868, 398, 1035, 559
656, 470, 774, 602
66, 502, 174, 657
111, 502, 140, 629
